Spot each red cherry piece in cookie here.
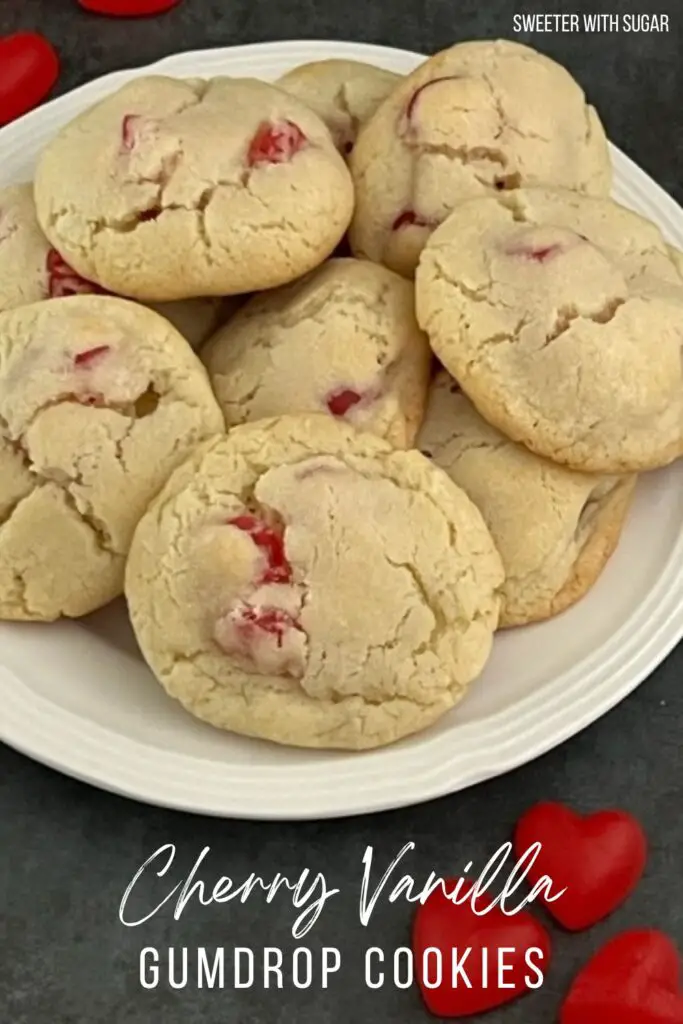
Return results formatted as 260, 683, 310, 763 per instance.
0, 33, 59, 127
247, 121, 307, 166
49, 275, 100, 298
412, 878, 551, 1017
405, 76, 461, 121
121, 114, 141, 151
391, 209, 434, 231
235, 604, 302, 643
71, 342, 111, 404
561, 929, 683, 1024
78, 392, 106, 407
78, 0, 182, 16
74, 345, 110, 368
514, 802, 647, 931
227, 514, 292, 585
214, 600, 306, 677
46, 250, 68, 275
47, 249, 104, 298
326, 388, 362, 418
505, 241, 564, 264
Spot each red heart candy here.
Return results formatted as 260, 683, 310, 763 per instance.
78, 0, 182, 14
0, 33, 59, 126
514, 802, 647, 930
561, 929, 683, 1024
412, 878, 552, 1017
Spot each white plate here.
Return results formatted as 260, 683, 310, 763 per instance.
1, 39, 682, 820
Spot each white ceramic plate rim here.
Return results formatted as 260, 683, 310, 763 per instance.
0, 39, 682, 820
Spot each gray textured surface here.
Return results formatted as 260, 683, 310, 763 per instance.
1, 2, 682, 1022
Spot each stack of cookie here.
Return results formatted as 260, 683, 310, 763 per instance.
0, 40, 681, 751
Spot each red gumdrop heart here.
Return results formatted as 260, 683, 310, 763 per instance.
0, 33, 59, 126
412, 878, 552, 1017
514, 802, 647, 931
78, 0, 182, 15
561, 930, 683, 1024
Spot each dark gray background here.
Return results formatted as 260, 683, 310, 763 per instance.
1, 2, 681, 1022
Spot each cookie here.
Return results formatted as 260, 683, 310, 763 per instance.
0, 182, 223, 348
667, 243, 683, 279
418, 372, 636, 626
125, 415, 504, 750
0, 296, 224, 621
201, 258, 431, 448
349, 39, 611, 278
416, 188, 683, 473
34, 76, 354, 301
277, 59, 400, 155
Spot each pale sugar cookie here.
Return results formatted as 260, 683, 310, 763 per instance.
418, 372, 636, 626
666, 243, 683, 279
0, 296, 224, 621
125, 415, 504, 750
349, 39, 610, 278
277, 59, 400, 155
0, 182, 224, 348
201, 258, 432, 448
416, 188, 683, 473
34, 76, 354, 301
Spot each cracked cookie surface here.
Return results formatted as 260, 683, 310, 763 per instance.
277, 59, 401, 156
348, 39, 611, 278
419, 371, 636, 626
201, 257, 431, 448
0, 182, 225, 348
416, 188, 683, 472
34, 76, 354, 301
125, 415, 504, 750
0, 295, 224, 621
